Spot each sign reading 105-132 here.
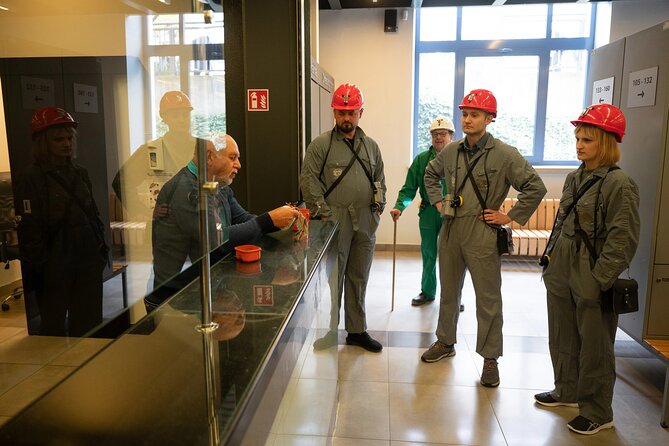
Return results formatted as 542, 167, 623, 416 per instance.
627, 66, 658, 108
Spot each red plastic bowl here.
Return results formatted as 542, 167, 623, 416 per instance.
235, 244, 261, 262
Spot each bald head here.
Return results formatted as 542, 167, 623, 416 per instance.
201, 134, 241, 185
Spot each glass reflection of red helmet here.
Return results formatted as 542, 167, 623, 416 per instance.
159, 91, 193, 115
571, 103, 626, 142
458, 89, 497, 117
331, 83, 364, 110
30, 107, 78, 135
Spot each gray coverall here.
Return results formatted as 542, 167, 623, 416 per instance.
542, 164, 639, 424
424, 133, 546, 359
300, 127, 386, 334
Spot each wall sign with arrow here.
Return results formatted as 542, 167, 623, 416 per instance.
592, 76, 614, 105
628, 66, 658, 108
21, 76, 54, 110
73, 83, 98, 114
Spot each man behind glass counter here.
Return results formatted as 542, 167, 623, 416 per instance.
300, 83, 386, 353
147, 134, 298, 312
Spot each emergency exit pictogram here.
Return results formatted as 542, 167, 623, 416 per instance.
247, 89, 269, 111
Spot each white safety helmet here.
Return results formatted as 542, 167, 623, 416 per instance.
430, 115, 455, 133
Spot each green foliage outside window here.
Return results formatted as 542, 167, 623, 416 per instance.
157, 113, 226, 139
418, 95, 576, 161
417, 96, 453, 153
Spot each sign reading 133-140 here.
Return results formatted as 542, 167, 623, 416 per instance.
627, 66, 658, 108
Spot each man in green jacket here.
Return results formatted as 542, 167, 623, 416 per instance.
390, 116, 454, 307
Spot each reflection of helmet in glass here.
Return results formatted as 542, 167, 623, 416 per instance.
159, 91, 193, 117
31, 107, 78, 135
211, 288, 246, 342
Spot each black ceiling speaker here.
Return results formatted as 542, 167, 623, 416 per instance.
384, 9, 398, 33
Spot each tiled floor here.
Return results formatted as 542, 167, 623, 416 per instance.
0, 289, 111, 425
267, 251, 669, 446
0, 251, 667, 445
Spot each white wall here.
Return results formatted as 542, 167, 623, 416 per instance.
610, 0, 669, 42
0, 15, 127, 58
319, 9, 419, 246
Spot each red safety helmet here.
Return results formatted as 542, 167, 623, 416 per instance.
30, 107, 78, 135
571, 104, 626, 143
331, 83, 364, 110
159, 91, 193, 115
458, 89, 497, 117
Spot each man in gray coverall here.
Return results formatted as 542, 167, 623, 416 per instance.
422, 89, 546, 387
300, 83, 386, 353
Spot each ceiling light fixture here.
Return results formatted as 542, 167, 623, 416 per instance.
0, 5, 9, 11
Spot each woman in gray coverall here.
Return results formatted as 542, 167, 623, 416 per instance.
536, 104, 640, 435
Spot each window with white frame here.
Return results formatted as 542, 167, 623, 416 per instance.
146, 12, 226, 140
414, 3, 607, 165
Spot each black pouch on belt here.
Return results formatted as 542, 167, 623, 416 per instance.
496, 225, 514, 255
603, 278, 639, 314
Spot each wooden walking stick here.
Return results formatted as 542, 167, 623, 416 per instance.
391, 218, 397, 311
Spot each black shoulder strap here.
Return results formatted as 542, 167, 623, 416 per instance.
322, 143, 359, 199
542, 166, 619, 260
462, 152, 487, 210
321, 131, 374, 200
575, 166, 620, 262
344, 137, 376, 191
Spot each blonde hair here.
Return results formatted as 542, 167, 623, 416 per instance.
31, 126, 77, 164
574, 123, 620, 166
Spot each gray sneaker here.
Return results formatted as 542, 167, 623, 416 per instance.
421, 341, 455, 363
481, 358, 500, 387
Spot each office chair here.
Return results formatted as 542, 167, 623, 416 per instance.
0, 172, 22, 311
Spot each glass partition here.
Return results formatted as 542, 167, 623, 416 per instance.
0, 221, 340, 444
1, 2, 330, 443
0, 1, 226, 340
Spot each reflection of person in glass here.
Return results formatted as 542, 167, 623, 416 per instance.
16, 107, 109, 336
211, 287, 246, 342
147, 134, 298, 311
111, 91, 203, 245
536, 104, 640, 435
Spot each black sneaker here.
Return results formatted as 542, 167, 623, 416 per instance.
411, 293, 435, 306
567, 415, 614, 435
534, 391, 578, 408
345, 332, 382, 352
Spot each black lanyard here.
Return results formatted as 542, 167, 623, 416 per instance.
541, 166, 619, 260
454, 149, 487, 206
319, 128, 375, 199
